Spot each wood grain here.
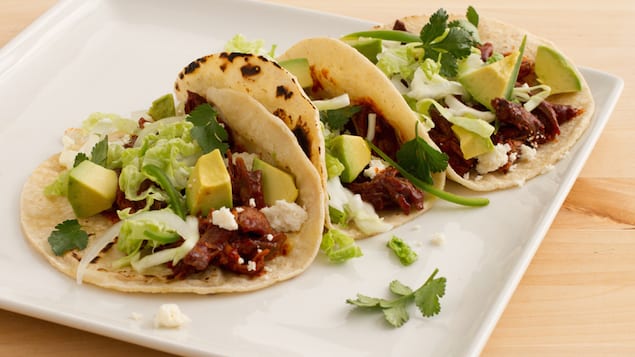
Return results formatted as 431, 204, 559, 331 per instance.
1, 0, 634, 356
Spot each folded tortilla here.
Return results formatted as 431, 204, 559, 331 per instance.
278, 38, 447, 238
380, 15, 595, 191
20, 87, 325, 294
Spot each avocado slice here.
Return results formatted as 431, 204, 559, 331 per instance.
451, 125, 494, 159
186, 149, 232, 216
534, 45, 582, 94
279, 58, 314, 88
252, 158, 298, 206
329, 134, 371, 183
67, 160, 118, 218
459, 36, 526, 110
147, 93, 176, 120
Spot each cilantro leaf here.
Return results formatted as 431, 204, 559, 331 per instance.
419, 8, 478, 77
90, 135, 109, 167
186, 103, 229, 154
389, 280, 414, 296
73, 153, 89, 167
47, 219, 89, 256
383, 305, 409, 327
346, 268, 446, 327
396, 127, 448, 185
466, 6, 479, 27
414, 275, 446, 317
320, 105, 361, 131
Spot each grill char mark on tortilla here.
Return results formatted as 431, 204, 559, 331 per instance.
276, 85, 293, 100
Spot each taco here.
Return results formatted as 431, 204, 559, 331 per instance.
175, 47, 449, 240
342, 8, 594, 191
20, 87, 325, 294
277, 38, 448, 239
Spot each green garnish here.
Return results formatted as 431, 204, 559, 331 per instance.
419, 8, 478, 77
346, 268, 446, 327
47, 219, 89, 256
320, 105, 361, 131
186, 103, 229, 154
328, 206, 348, 225
320, 229, 363, 263
73, 135, 109, 168
341, 30, 421, 44
387, 236, 418, 266
366, 140, 489, 207
395, 128, 449, 185
142, 164, 187, 219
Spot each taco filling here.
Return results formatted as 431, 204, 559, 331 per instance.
340, 7, 593, 190
20, 88, 324, 294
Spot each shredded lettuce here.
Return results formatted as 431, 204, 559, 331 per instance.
407, 59, 466, 100
513, 84, 552, 112
224, 34, 277, 58
320, 229, 363, 263
376, 42, 423, 81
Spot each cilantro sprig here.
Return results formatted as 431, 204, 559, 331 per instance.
419, 8, 479, 77
73, 135, 109, 168
47, 219, 89, 256
341, 6, 481, 78
395, 128, 449, 185
186, 103, 229, 154
320, 105, 361, 131
347, 268, 446, 327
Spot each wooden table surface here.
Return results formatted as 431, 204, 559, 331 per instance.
1, 0, 633, 356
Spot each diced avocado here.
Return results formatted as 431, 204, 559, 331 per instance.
329, 134, 371, 183
148, 93, 176, 120
345, 38, 383, 64
279, 58, 314, 88
459, 36, 526, 111
252, 158, 298, 206
534, 45, 582, 94
459, 50, 520, 111
186, 149, 232, 216
451, 125, 494, 159
67, 160, 118, 218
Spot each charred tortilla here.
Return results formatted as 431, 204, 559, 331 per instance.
20, 87, 325, 294
278, 38, 447, 239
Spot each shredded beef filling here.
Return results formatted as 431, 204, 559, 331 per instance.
171, 207, 288, 279
346, 167, 424, 215
427, 54, 583, 177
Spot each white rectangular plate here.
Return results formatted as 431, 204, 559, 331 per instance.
0, 0, 623, 356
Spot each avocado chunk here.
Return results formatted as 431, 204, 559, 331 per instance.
329, 134, 371, 183
279, 58, 314, 88
534, 45, 582, 94
147, 93, 176, 120
451, 125, 494, 159
186, 149, 232, 216
252, 158, 299, 206
345, 38, 383, 64
67, 160, 118, 218
459, 50, 521, 111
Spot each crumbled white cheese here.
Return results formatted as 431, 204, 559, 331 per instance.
235, 207, 245, 213
249, 198, 256, 207
247, 260, 257, 272
476, 143, 511, 174
153, 304, 190, 329
363, 157, 389, 179
130, 312, 143, 321
212, 207, 238, 231
430, 232, 445, 246
260, 200, 308, 232
265, 233, 274, 241
519, 144, 537, 162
